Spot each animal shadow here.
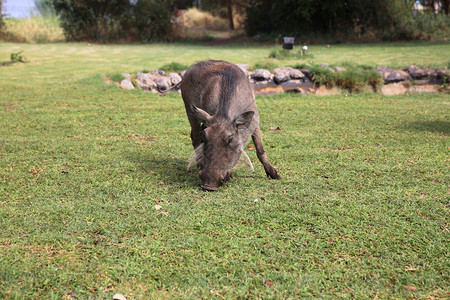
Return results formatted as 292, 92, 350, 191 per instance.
123, 150, 199, 188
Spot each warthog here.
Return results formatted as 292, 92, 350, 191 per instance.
181, 60, 281, 191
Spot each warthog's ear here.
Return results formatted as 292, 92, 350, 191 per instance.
233, 111, 254, 129
193, 105, 212, 123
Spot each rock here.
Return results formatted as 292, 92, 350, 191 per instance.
146, 73, 171, 91
334, 66, 346, 72
137, 73, 156, 89
135, 79, 146, 90
154, 77, 170, 91
168, 72, 182, 85
403, 65, 429, 79
288, 69, 305, 80
151, 69, 166, 76
274, 67, 305, 80
320, 63, 330, 68
120, 79, 135, 90
179, 70, 187, 78
121, 73, 131, 80
377, 66, 410, 83
113, 294, 126, 300
237, 64, 250, 71
237, 64, 250, 75
299, 68, 313, 81
251, 69, 271, 81
437, 69, 449, 82
273, 71, 290, 84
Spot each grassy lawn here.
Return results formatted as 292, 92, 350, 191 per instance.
0, 42, 449, 298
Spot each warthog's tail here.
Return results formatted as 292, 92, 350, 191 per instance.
157, 81, 182, 94
187, 144, 254, 171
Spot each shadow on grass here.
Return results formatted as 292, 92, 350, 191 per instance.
123, 150, 200, 188
405, 120, 450, 135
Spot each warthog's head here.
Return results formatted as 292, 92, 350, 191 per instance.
193, 106, 254, 191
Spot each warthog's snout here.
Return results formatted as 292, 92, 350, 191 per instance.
199, 169, 230, 191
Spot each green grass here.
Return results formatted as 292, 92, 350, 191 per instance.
0, 42, 449, 298
158, 61, 190, 73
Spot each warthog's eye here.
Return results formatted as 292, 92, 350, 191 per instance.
226, 135, 234, 145
200, 129, 206, 142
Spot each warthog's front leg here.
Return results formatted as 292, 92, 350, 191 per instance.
251, 128, 281, 180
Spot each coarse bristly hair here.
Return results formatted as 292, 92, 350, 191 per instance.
187, 143, 254, 171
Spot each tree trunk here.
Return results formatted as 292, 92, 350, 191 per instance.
442, 0, 450, 15
433, 0, 439, 17
227, 0, 235, 30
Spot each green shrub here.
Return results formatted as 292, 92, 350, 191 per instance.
52, 0, 173, 42
132, 0, 174, 42
0, 0, 5, 39
307, 65, 335, 87
291, 63, 383, 92
109, 73, 126, 82
159, 62, 190, 73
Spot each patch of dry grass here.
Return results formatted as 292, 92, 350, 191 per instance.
3, 16, 64, 43
182, 8, 229, 31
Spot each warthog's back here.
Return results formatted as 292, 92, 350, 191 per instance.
180, 60, 257, 121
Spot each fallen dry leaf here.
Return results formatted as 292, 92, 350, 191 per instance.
269, 126, 281, 131
264, 280, 273, 287
248, 145, 255, 150
29, 166, 46, 175
404, 285, 418, 291
154, 205, 162, 210
404, 266, 418, 271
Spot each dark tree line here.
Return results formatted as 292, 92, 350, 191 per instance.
245, 0, 405, 36
0, 0, 5, 38
2, 0, 448, 42
245, 0, 450, 41
51, 0, 174, 42
422, 0, 450, 15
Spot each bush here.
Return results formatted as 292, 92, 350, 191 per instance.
52, 0, 174, 42
0, 0, 5, 39
291, 63, 383, 92
159, 62, 189, 72
132, 0, 174, 42
245, 0, 450, 42
109, 73, 126, 82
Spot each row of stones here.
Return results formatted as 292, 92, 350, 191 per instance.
115, 64, 448, 93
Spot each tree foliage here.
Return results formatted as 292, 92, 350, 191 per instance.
245, 0, 449, 41
245, 0, 410, 36
52, 0, 174, 42
133, 0, 174, 42
35, 0, 57, 16
0, 0, 5, 39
